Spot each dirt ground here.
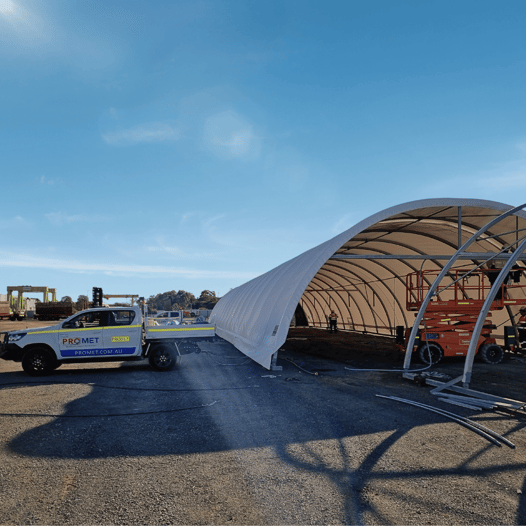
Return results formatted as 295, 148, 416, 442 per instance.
286, 327, 402, 364
285, 326, 526, 402
0, 318, 59, 332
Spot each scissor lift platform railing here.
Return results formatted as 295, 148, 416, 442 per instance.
406, 268, 526, 312
403, 268, 526, 360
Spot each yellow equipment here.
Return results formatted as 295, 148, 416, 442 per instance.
6, 286, 57, 320
102, 294, 139, 306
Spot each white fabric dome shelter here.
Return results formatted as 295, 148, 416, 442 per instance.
210, 199, 526, 369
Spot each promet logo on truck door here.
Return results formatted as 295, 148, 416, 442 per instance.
60, 335, 135, 357
62, 336, 99, 345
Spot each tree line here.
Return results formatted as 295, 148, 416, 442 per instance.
63, 290, 221, 312
146, 290, 219, 312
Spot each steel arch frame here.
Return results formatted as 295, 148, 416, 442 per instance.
402, 203, 526, 389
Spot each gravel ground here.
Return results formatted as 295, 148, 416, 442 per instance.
1, 321, 526, 524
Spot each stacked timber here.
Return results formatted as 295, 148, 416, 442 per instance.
0, 301, 10, 320
35, 301, 76, 321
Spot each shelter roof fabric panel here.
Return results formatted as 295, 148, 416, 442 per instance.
210, 199, 526, 369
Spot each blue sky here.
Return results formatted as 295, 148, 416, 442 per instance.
1, 0, 526, 303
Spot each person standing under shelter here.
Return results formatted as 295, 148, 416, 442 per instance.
329, 310, 338, 332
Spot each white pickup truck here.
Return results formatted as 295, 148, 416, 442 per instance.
152, 310, 183, 324
0, 306, 215, 376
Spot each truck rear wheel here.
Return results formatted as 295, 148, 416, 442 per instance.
22, 347, 57, 376
479, 344, 504, 364
417, 342, 443, 365
148, 344, 181, 371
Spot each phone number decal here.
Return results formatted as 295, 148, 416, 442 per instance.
111, 336, 130, 343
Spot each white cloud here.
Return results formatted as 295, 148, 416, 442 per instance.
144, 233, 223, 261
417, 159, 526, 202
180, 211, 199, 225
203, 214, 226, 229
482, 174, 526, 189
178, 211, 224, 229
146, 245, 180, 255
0, 251, 258, 280
40, 175, 60, 185
203, 110, 261, 161
145, 245, 221, 261
0, 215, 30, 229
102, 122, 181, 146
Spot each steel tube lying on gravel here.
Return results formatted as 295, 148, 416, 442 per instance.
437, 394, 496, 409
386, 395, 516, 449
399, 400, 515, 449
376, 395, 515, 448
439, 398, 484, 411
436, 393, 521, 410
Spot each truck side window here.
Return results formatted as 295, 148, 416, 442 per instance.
63, 311, 105, 328
111, 310, 135, 326
89, 312, 106, 327
62, 314, 83, 329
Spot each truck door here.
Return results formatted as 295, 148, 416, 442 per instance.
58, 310, 104, 359
101, 309, 142, 357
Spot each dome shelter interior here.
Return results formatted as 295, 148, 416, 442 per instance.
300, 204, 526, 336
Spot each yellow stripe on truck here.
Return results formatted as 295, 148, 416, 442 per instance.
103, 325, 141, 330
148, 327, 215, 332
30, 324, 142, 335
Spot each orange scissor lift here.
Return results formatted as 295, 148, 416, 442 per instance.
402, 267, 526, 364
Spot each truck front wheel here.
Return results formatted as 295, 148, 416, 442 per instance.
22, 347, 57, 376
148, 344, 181, 371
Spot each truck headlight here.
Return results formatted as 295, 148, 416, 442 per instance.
8, 333, 26, 342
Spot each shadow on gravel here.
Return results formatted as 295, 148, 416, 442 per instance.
2, 341, 526, 524
2, 361, 235, 458
274, 424, 526, 524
